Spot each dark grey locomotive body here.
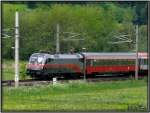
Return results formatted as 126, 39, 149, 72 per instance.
26, 53, 84, 78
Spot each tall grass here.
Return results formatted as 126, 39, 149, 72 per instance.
2, 79, 147, 111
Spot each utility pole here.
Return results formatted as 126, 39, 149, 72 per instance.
15, 11, 19, 87
107, 25, 139, 80
56, 24, 60, 53
135, 25, 139, 80
82, 48, 87, 81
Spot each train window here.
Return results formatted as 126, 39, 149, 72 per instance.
92, 59, 135, 66
139, 59, 143, 65
37, 57, 43, 64
92, 60, 101, 66
116, 60, 120, 65
144, 59, 148, 65
91, 60, 93, 66
79, 58, 84, 62
109, 60, 113, 65
29, 56, 44, 64
93, 60, 115, 66
118, 59, 135, 66
86, 60, 91, 66
30, 57, 37, 64
45, 58, 52, 64
140, 59, 147, 65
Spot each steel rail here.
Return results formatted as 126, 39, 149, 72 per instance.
2, 75, 144, 87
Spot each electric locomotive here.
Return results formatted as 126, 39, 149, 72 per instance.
26, 52, 84, 78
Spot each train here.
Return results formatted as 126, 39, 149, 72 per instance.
26, 52, 148, 79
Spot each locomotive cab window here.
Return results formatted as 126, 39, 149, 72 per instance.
45, 58, 52, 64
29, 56, 44, 64
79, 58, 84, 62
37, 57, 43, 64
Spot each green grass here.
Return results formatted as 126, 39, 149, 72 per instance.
2, 59, 30, 80
2, 79, 148, 111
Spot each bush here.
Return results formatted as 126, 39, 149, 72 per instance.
19, 61, 27, 80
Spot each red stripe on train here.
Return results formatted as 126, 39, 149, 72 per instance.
86, 65, 136, 74
27, 64, 82, 73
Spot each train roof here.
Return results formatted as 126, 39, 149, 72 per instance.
138, 52, 148, 59
52, 54, 83, 59
30, 52, 147, 60
31, 53, 50, 57
82, 52, 148, 60
31, 53, 83, 59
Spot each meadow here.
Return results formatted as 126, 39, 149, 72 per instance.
2, 60, 148, 111
2, 60, 30, 80
2, 79, 147, 111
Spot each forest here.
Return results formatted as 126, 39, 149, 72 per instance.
2, 1, 148, 60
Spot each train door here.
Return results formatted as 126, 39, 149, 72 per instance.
140, 58, 148, 76
44, 58, 54, 74
140, 58, 148, 70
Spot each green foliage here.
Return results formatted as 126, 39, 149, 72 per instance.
2, 2, 147, 60
2, 60, 15, 80
2, 60, 30, 80
139, 25, 148, 52
20, 61, 27, 80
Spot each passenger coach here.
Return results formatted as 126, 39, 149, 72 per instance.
82, 52, 148, 76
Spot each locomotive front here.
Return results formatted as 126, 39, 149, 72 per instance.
26, 53, 48, 77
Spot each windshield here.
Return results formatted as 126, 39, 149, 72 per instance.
29, 55, 44, 64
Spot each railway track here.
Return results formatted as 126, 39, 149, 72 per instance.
2, 75, 142, 87
2, 79, 52, 87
